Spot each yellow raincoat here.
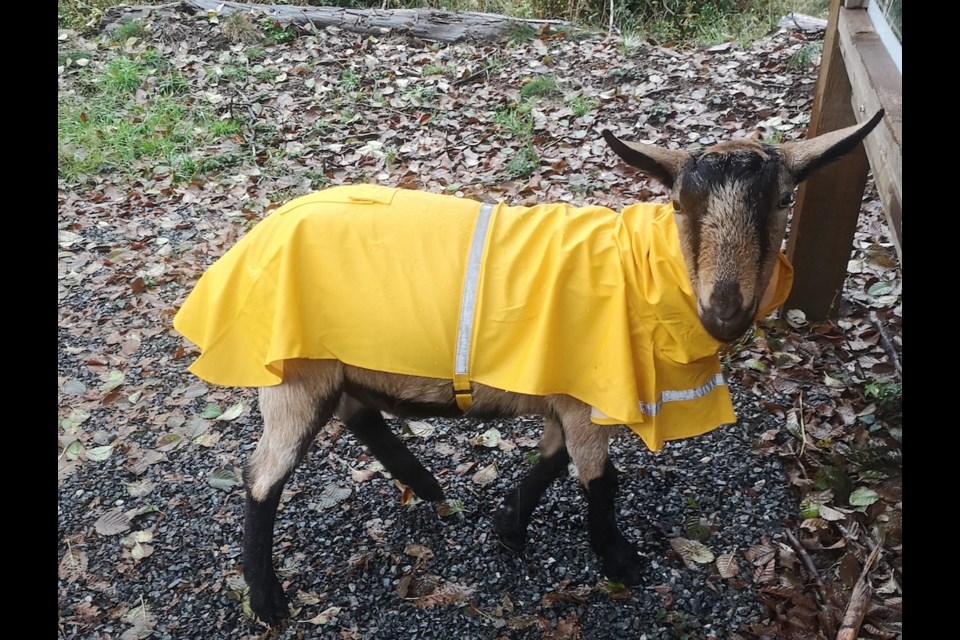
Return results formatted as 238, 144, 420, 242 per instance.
174, 185, 793, 451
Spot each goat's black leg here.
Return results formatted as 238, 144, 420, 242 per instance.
244, 360, 341, 625
560, 401, 644, 586
243, 479, 290, 625
338, 395, 444, 501
493, 416, 569, 551
585, 460, 643, 585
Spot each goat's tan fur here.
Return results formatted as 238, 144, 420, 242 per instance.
250, 360, 612, 502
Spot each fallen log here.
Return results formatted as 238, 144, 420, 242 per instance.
778, 11, 828, 33
101, 0, 575, 43
836, 540, 883, 640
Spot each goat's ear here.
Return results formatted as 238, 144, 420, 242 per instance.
781, 110, 884, 183
602, 130, 690, 189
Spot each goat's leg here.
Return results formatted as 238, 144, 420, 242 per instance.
337, 395, 444, 501
245, 360, 342, 625
561, 402, 644, 585
493, 416, 569, 552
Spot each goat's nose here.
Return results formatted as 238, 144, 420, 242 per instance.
710, 282, 743, 322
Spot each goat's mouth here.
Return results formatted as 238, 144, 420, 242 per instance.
698, 304, 756, 343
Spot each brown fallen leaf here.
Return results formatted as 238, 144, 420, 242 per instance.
94, 508, 131, 536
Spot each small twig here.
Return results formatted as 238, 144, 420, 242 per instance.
836, 537, 883, 640
784, 528, 828, 608
836, 523, 900, 594
454, 68, 490, 87
797, 389, 807, 458
345, 132, 383, 142
607, 0, 614, 38
868, 310, 902, 379
636, 84, 678, 99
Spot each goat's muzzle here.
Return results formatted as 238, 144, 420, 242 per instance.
699, 283, 755, 343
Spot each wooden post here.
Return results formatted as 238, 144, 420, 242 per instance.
784, 0, 872, 319
836, 6, 902, 257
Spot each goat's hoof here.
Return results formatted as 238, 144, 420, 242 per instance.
492, 506, 527, 553
249, 580, 289, 627
600, 543, 645, 587
410, 476, 445, 502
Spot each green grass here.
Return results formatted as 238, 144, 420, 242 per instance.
112, 19, 146, 42
494, 101, 534, 139
58, 50, 89, 67
566, 95, 599, 117
244, 46, 266, 62
494, 99, 541, 179
421, 63, 448, 76
255, 67, 279, 82
215, 64, 249, 83
58, 51, 243, 183
520, 75, 561, 99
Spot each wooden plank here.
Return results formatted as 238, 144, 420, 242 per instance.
784, 0, 872, 320
838, 8, 903, 257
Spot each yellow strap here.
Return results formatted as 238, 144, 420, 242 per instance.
452, 202, 495, 412
454, 373, 473, 411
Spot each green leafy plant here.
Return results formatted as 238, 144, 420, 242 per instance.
339, 69, 361, 92
505, 145, 540, 179
403, 85, 436, 106
761, 129, 785, 145
864, 380, 902, 416
788, 42, 823, 69
648, 100, 672, 123
260, 18, 297, 44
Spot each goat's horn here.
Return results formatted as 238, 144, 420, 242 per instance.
603, 130, 691, 189
782, 110, 885, 182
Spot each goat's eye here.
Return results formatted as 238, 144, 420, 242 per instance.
671, 199, 683, 214
778, 192, 796, 208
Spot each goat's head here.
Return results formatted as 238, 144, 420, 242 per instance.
603, 111, 883, 342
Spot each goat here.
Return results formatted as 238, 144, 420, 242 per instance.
173, 110, 883, 624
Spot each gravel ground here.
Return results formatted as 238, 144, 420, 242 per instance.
59, 302, 795, 640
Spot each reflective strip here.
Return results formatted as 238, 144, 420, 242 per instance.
638, 373, 727, 416
453, 202, 495, 411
